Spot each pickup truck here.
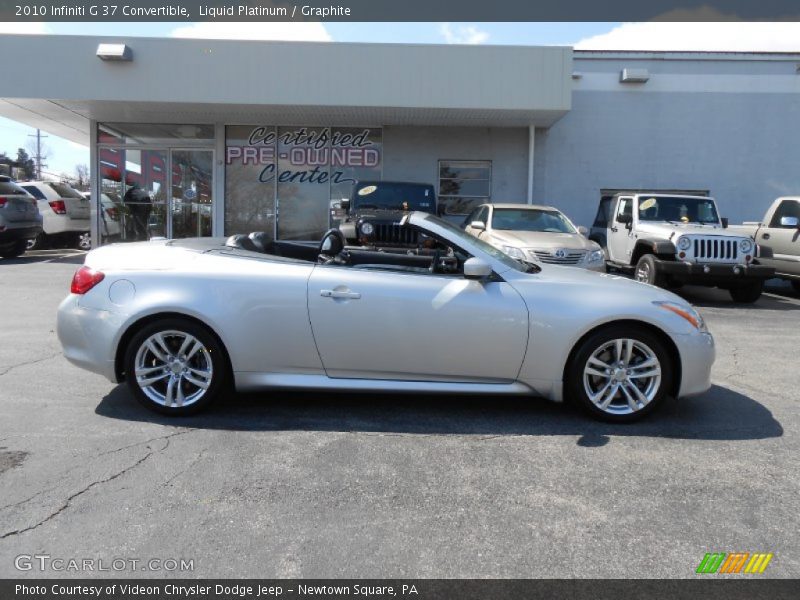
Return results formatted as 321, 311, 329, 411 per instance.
338, 180, 438, 248
590, 193, 774, 302
728, 197, 800, 293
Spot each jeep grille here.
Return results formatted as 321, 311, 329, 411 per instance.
374, 223, 418, 246
692, 237, 738, 262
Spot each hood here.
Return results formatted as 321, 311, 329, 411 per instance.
348, 209, 409, 222
489, 230, 599, 251
636, 221, 747, 239
510, 263, 688, 307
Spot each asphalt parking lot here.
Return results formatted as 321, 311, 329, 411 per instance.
0, 249, 798, 579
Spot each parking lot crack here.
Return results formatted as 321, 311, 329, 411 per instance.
0, 352, 60, 377
97, 428, 197, 457
0, 438, 170, 540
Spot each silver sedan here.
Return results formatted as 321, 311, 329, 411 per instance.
57, 212, 714, 422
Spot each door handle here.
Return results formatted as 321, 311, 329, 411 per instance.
320, 289, 361, 300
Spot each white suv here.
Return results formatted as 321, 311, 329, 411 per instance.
19, 181, 90, 250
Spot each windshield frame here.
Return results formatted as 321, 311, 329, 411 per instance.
414, 213, 537, 274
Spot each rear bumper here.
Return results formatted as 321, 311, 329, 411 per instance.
0, 224, 43, 243
56, 294, 122, 383
44, 217, 90, 235
654, 259, 774, 284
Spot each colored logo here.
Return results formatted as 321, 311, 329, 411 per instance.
696, 552, 773, 574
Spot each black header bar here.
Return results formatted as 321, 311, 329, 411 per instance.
1, 0, 800, 22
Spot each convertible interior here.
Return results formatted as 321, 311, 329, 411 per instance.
223, 228, 464, 275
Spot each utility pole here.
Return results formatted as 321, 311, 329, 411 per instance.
28, 129, 48, 179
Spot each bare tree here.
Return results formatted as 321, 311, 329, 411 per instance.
75, 164, 89, 190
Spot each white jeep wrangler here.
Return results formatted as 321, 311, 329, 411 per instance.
590, 193, 774, 303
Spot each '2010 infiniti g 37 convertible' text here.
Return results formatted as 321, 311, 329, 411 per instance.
57, 212, 714, 422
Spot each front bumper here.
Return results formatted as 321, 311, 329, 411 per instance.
0, 224, 42, 243
674, 331, 715, 398
654, 259, 774, 284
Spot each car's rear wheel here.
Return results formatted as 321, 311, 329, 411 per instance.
634, 254, 665, 288
566, 325, 674, 423
729, 282, 763, 303
124, 318, 227, 415
27, 233, 46, 251
0, 240, 27, 258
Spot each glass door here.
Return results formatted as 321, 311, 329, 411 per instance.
170, 149, 214, 238
121, 149, 168, 242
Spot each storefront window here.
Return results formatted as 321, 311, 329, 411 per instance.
438, 160, 492, 216
225, 125, 382, 241
97, 123, 214, 244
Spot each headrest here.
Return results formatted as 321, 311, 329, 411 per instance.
248, 231, 271, 253
225, 234, 259, 252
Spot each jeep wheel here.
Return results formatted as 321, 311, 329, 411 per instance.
634, 254, 665, 287
729, 282, 763, 303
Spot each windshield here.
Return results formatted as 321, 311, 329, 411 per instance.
420, 214, 537, 273
637, 196, 720, 225
353, 182, 435, 212
492, 208, 576, 233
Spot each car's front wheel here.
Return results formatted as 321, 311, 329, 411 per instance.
124, 318, 228, 415
566, 325, 674, 423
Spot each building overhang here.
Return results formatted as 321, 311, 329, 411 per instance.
0, 34, 573, 145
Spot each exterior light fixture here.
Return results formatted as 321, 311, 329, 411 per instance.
96, 43, 132, 61
620, 68, 649, 83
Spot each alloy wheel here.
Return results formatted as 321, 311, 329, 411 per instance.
582, 338, 662, 415
133, 330, 214, 408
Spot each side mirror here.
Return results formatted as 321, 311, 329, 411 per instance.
616, 213, 632, 225
470, 220, 486, 231
340, 198, 350, 212
577, 225, 588, 236
780, 215, 799, 228
721, 217, 729, 228
463, 257, 492, 280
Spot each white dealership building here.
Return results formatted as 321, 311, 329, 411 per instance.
0, 34, 798, 245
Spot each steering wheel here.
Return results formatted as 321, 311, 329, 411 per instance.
318, 228, 347, 264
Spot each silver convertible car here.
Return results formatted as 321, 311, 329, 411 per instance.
57, 212, 714, 422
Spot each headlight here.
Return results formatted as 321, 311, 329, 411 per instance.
677, 236, 691, 251
501, 245, 526, 260
739, 239, 753, 253
360, 222, 374, 236
653, 301, 707, 332
587, 249, 604, 263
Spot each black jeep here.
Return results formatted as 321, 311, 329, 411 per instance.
338, 181, 438, 248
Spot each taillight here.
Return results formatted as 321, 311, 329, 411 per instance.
49, 200, 67, 214
106, 207, 118, 220
30, 198, 37, 208
0, 196, 7, 207
71, 266, 105, 294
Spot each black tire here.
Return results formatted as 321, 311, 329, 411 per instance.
566, 325, 674, 423
0, 240, 27, 259
26, 233, 47, 251
791, 281, 800, 294
634, 254, 666, 288
729, 282, 763, 303
124, 317, 228, 416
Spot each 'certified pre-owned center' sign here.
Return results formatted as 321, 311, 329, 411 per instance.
224, 125, 382, 241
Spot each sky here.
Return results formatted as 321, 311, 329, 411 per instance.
1, 20, 799, 178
